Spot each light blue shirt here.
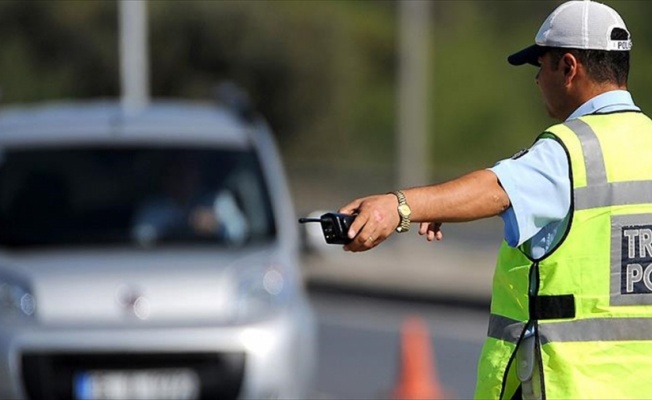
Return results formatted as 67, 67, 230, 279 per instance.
490, 90, 640, 259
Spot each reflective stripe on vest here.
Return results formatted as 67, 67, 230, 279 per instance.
488, 313, 652, 344
568, 118, 652, 210
487, 314, 524, 343
576, 182, 652, 210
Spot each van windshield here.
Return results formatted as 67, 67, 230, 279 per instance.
0, 147, 276, 248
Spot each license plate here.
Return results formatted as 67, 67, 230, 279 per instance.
74, 368, 200, 400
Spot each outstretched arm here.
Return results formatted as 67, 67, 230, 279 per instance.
338, 169, 510, 252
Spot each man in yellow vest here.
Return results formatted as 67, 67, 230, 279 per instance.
339, 1, 652, 398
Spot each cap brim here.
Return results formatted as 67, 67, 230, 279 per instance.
508, 45, 544, 66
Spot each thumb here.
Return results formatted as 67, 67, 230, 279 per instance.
338, 199, 362, 215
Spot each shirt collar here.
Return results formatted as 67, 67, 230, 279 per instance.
566, 90, 640, 121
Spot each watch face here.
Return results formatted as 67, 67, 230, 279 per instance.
398, 204, 411, 217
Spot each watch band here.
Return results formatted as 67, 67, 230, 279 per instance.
391, 190, 411, 233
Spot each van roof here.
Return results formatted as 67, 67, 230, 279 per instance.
0, 100, 255, 148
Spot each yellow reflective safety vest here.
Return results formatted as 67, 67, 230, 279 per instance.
475, 111, 652, 399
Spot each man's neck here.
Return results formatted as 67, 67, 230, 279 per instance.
561, 82, 626, 120
582, 82, 627, 103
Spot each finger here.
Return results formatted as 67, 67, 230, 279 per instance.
343, 232, 375, 252
433, 222, 444, 240
341, 221, 371, 252
354, 227, 376, 247
347, 212, 371, 240
419, 222, 429, 235
367, 231, 387, 249
347, 221, 382, 251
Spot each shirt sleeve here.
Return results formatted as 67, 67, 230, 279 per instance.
489, 138, 571, 247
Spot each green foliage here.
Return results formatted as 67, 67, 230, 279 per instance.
431, 0, 552, 175
146, 0, 396, 166
0, 1, 118, 101
2, 0, 652, 181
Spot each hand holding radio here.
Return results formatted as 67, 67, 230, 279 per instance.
298, 212, 356, 245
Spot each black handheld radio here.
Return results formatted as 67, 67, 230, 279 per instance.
298, 212, 356, 245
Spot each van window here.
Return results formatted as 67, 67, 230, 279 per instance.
0, 147, 276, 248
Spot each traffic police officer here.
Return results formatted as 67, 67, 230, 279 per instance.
339, 1, 652, 398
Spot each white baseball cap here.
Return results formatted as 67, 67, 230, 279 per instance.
508, 0, 632, 66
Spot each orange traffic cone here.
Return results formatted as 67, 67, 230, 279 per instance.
391, 315, 452, 400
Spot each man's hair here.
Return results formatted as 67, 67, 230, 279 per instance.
547, 28, 630, 86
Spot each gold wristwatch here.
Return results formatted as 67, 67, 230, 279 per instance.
391, 190, 411, 233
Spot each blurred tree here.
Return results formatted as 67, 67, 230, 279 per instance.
1, 0, 652, 184
147, 0, 387, 159
0, 1, 118, 100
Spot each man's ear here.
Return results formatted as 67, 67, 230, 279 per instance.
561, 53, 578, 84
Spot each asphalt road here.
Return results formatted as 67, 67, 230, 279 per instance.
309, 290, 490, 399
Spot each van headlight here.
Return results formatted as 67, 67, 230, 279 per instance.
229, 265, 292, 322
0, 279, 36, 319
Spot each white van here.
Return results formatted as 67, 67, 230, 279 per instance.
0, 98, 316, 400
